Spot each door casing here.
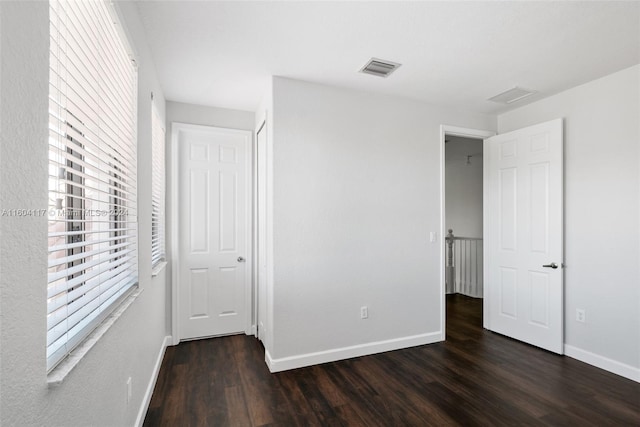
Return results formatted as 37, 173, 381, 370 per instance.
255, 120, 267, 342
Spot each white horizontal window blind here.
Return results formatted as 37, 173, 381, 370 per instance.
47, 0, 138, 371
151, 101, 166, 268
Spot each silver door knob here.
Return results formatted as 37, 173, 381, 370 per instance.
237, 257, 245, 263
542, 262, 558, 269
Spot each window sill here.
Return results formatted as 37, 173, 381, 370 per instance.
47, 287, 143, 387
151, 260, 168, 277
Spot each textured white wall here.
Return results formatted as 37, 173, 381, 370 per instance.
498, 65, 640, 371
0, 3, 49, 424
269, 77, 495, 363
0, 2, 170, 425
445, 137, 484, 238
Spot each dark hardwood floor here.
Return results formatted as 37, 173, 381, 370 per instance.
144, 294, 639, 426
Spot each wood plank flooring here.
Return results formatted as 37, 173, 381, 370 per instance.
143, 295, 639, 426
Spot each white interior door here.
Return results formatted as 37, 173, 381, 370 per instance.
484, 118, 564, 354
177, 124, 250, 340
256, 122, 267, 342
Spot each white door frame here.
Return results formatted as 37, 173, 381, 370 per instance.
253, 112, 275, 351
170, 122, 254, 345
439, 125, 496, 338
253, 118, 266, 339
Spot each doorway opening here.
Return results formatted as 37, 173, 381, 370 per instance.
439, 125, 495, 339
445, 135, 485, 329
441, 121, 564, 352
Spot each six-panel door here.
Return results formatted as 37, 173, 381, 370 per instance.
485, 118, 564, 354
178, 125, 249, 340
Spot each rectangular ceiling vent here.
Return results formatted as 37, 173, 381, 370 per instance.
488, 86, 536, 104
360, 58, 402, 78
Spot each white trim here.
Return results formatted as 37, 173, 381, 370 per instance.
440, 125, 495, 140
170, 123, 180, 345
170, 122, 253, 344
47, 287, 143, 386
242, 126, 254, 336
252, 121, 265, 338
265, 111, 275, 353
151, 260, 167, 278
564, 344, 640, 383
482, 139, 490, 329
439, 125, 495, 338
135, 335, 172, 427
253, 110, 274, 353
265, 332, 441, 373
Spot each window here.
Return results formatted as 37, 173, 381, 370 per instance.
47, 0, 138, 371
151, 101, 166, 269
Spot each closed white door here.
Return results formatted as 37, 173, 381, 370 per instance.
485, 118, 564, 354
177, 124, 250, 340
256, 122, 267, 342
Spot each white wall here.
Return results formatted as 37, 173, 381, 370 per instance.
0, 2, 170, 425
267, 77, 495, 370
498, 65, 640, 376
445, 136, 483, 238
166, 101, 255, 132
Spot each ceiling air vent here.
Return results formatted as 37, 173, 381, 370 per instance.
359, 58, 402, 78
488, 87, 536, 104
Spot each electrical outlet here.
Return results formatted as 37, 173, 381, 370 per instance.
576, 309, 586, 323
126, 377, 132, 404
360, 306, 368, 319
430, 231, 437, 243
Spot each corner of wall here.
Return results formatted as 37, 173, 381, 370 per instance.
496, 65, 640, 377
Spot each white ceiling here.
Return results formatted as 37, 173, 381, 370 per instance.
132, 1, 640, 114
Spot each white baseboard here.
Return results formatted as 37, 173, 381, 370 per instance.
136, 335, 172, 427
265, 332, 442, 373
564, 344, 640, 382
